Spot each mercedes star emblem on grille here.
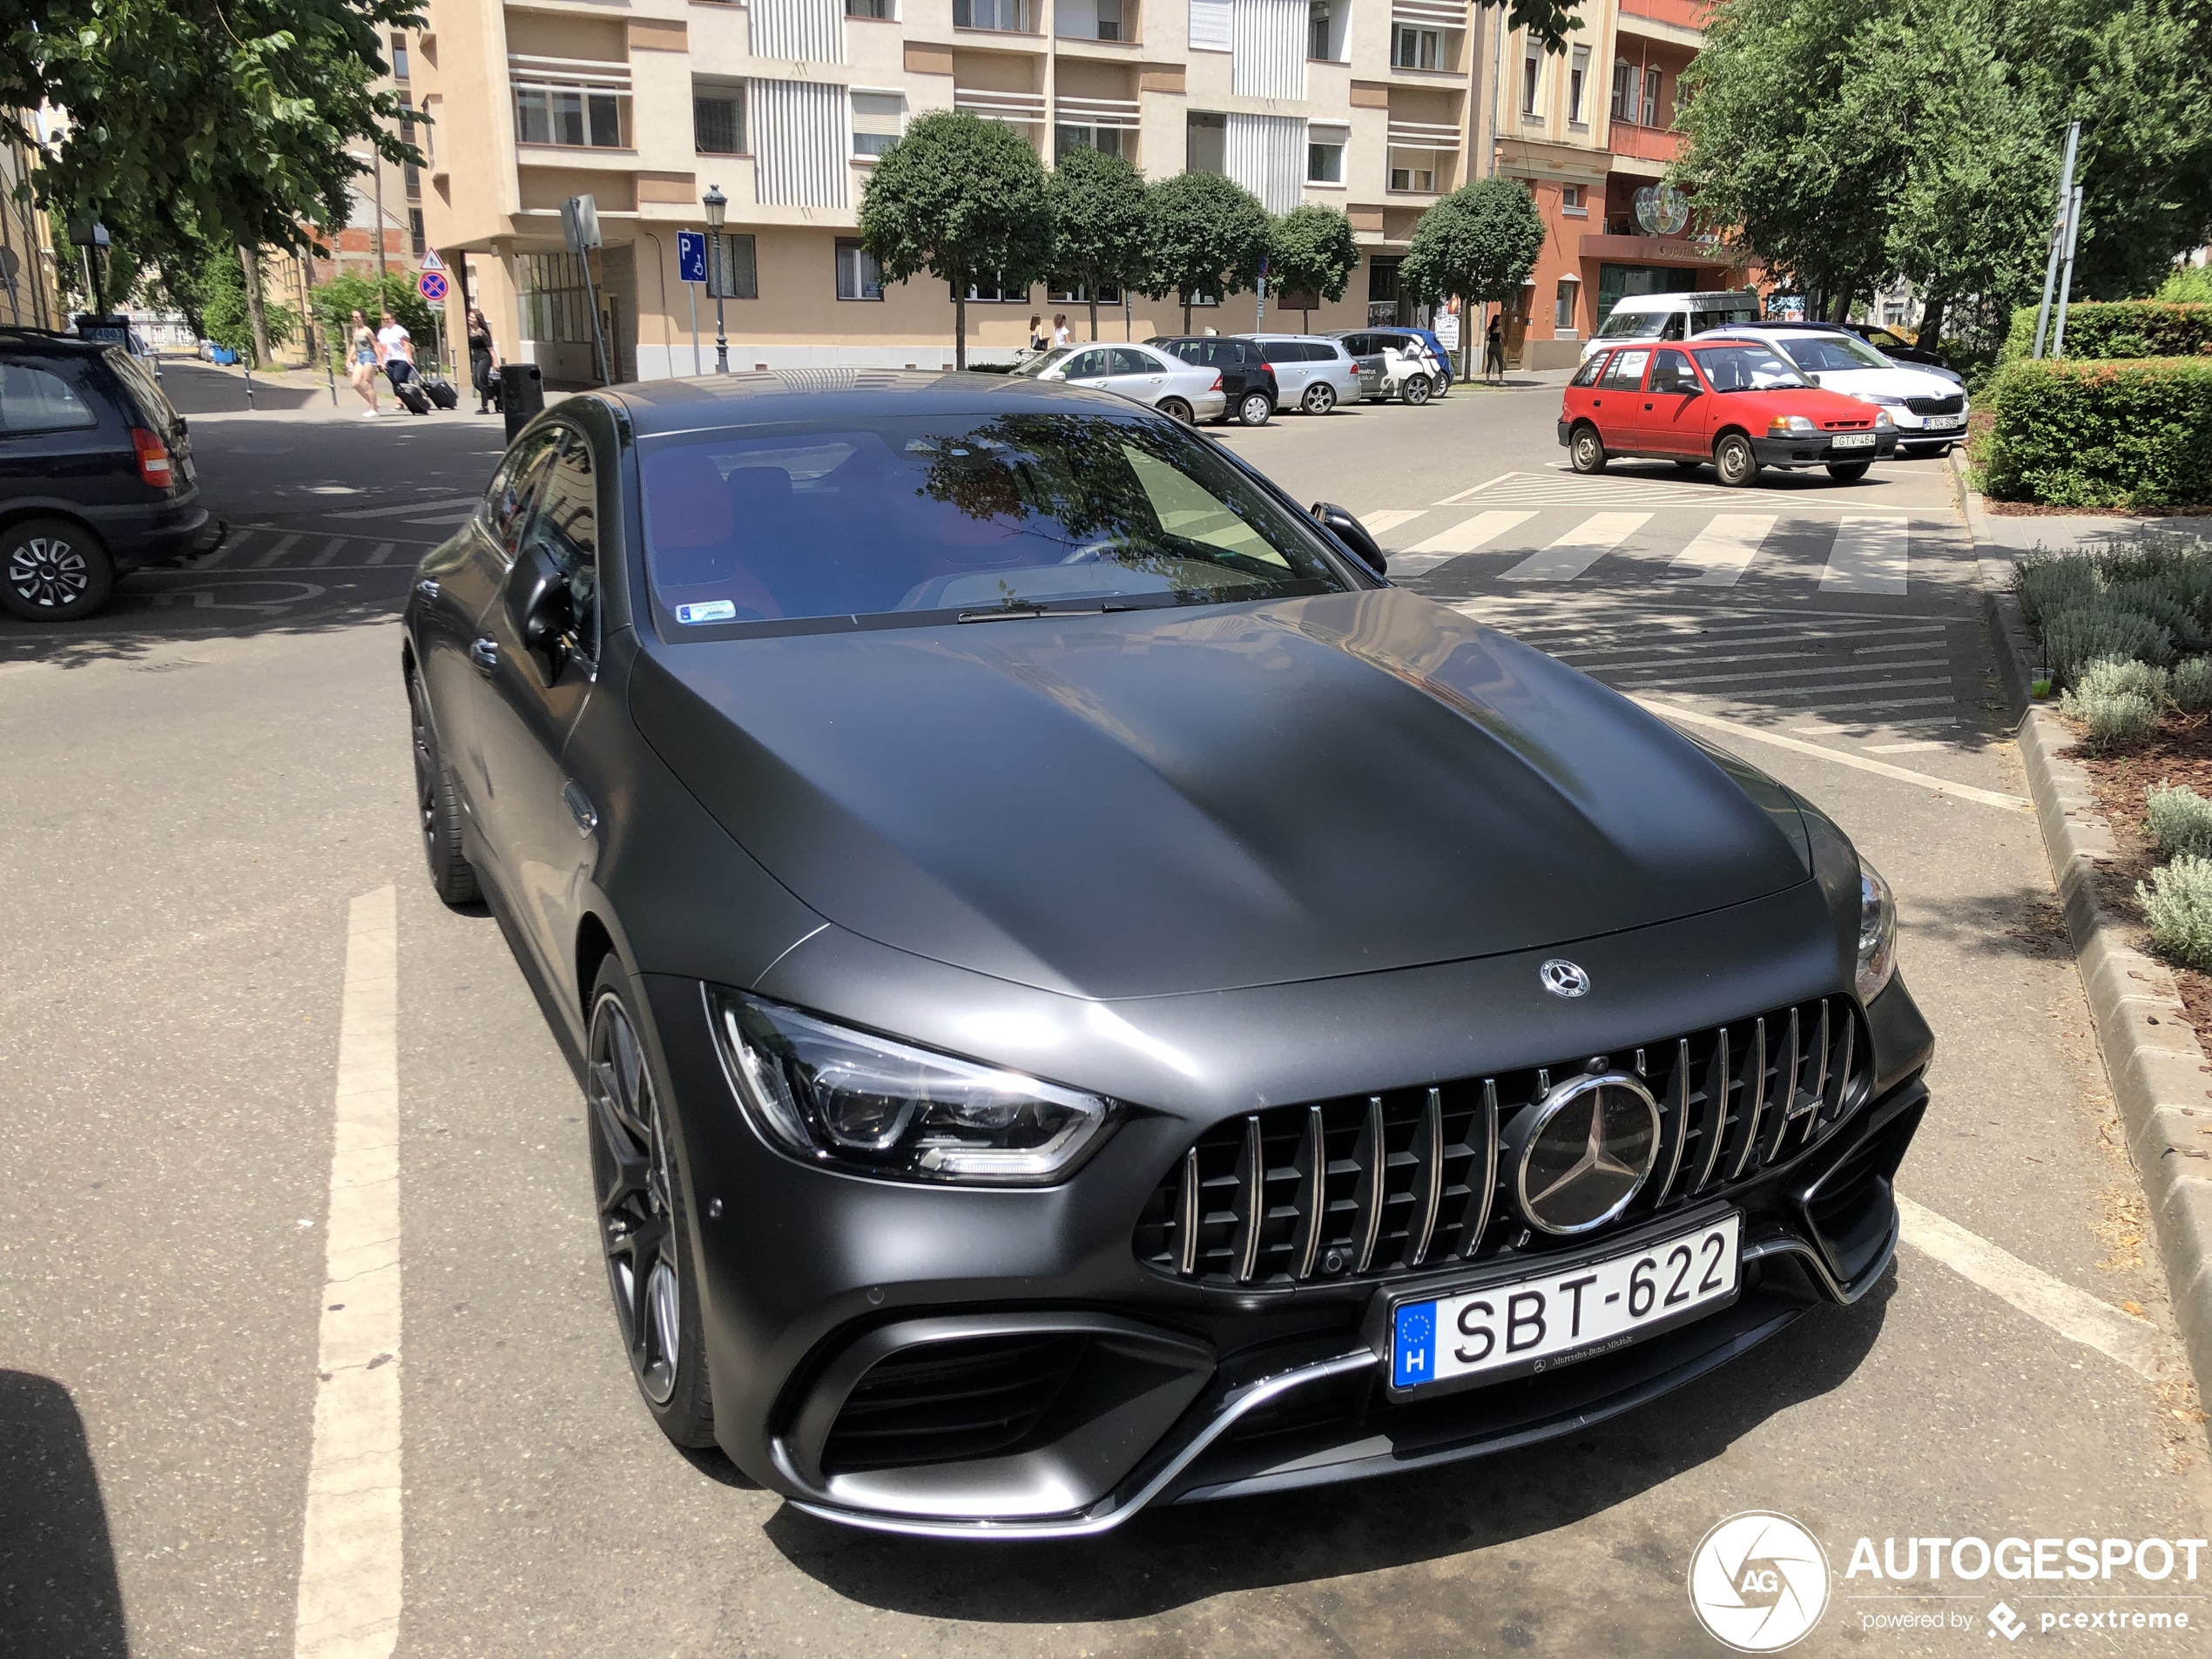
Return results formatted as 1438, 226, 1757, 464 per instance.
1507, 1074, 1661, 1235
1539, 959, 1591, 997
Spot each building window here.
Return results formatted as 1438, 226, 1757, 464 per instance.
1561, 182, 1586, 215
1051, 278, 1123, 303
837, 239, 884, 300
694, 89, 745, 154
1183, 289, 1218, 307
404, 162, 421, 202
1308, 0, 1334, 59
964, 273, 1028, 302
1055, 125, 1123, 160
716, 233, 760, 299
953, 0, 1031, 30
408, 209, 426, 257
1611, 60, 1637, 125
853, 91, 905, 158
1554, 278, 1577, 329
1643, 66, 1662, 125
1186, 111, 1225, 172
389, 32, 409, 81
1368, 257, 1400, 302
1393, 26, 1440, 70
1521, 46, 1541, 115
846, 0, 893, 14
1095, 0, 1123, 39
1306, 127, 1345, 183
1568, 45, 1589, 123
418, 97, 437, 166
1388, 151, 1436, 192
518, 253, 594, 343
516, 84, 630, 148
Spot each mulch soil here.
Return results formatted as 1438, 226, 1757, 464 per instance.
2072, 714, 2212, 1042
1987, 501, 2212, 517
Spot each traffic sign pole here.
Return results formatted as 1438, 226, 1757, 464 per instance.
691, 285, 700, 376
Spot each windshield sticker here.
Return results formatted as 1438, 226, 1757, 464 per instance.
674, 600, 738, 624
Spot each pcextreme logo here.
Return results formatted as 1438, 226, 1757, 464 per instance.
1689, 1511, 1832, 1652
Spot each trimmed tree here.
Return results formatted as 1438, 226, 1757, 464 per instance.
1399, 179, 1546, 381
858, 111, 1055, 368
1268, 205, 1361, 333
1144, 172, 1271, 334
1049, 144, 1150, 341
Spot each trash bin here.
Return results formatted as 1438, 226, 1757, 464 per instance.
499, 363, 544, 443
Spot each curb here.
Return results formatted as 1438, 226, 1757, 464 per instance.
1971, 504, 2212, 1401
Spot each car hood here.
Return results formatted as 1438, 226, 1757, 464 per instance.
627, 589, 1812, 1000
1804, 364, 1959, 398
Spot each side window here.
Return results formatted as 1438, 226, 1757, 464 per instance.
1109, 347, 1155, 374
1649, 348, 1696, 394
1599, 347, 1650, 391
480, 430, 563, 558
514, 433, 599, 654
0, 361, 98, 433
1064, 348, 1111, 380
1568, 351, 1609, 388
1659, 312, 1687, 341
1261, 341, 1301, 364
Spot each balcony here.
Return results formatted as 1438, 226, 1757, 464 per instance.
1056, 93, 1141, 132
1610, 122, 1683, 165
1386, 118, 1461, 152
1578, 227, 1722, 265
953, 86, 1048, 124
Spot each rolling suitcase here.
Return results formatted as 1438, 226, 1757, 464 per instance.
394, 375, 432, 415
424, 376, 459, 410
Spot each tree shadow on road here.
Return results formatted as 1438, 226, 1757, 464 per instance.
761, 1271, 1892, 1622
0, 1371, 131, 1657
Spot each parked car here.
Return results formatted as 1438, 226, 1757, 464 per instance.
1010, 341, 1226, 424
0, 326, 212, 622
1749, 320, 1962, 386
1581, 290, 1764, 362
405, 368, 1930, 1537
1148, 335, 1277, 426
1331, 328, 1452, 401
1561, 338, 1898, 486
1703, 326, 1968, 456
1238, 334, 1365, 415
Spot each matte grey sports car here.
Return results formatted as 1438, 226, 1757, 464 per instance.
402, 371, 1931, 1537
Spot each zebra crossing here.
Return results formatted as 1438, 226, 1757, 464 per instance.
180, 527, 418, 573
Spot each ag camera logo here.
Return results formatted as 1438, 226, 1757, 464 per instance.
1689, 1511, 1831, 1652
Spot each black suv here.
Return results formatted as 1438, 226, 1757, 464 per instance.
0, 328, 209, 621
1146, 335, 1277, 426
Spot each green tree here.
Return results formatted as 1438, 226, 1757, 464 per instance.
859, 111, 1054, 369
1268, 205, 1361, 333
196, 245, 300, 364
309, 272, 435, 368
1399, 179, 1547, 380
1048, 144, 1150, 341
1144, 172, 1271, 334
3, 1, 425, 264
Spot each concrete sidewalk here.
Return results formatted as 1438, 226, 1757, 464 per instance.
1949, 453, 2212, 557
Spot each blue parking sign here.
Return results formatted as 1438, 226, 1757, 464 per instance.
678, 230, 707, 285
1393, 1300, 1437, 1389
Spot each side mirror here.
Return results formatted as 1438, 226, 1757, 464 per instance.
1312, 501, 1387, 578
503, 543, 574, 685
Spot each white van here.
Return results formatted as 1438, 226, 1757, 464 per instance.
1581, 290, 1763, 361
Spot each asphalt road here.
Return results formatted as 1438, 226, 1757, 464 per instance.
3, 367, 2209, 1659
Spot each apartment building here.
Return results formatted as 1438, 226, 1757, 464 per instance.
408, 0, 1501, 378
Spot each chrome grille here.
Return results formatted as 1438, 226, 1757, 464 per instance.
1134, 995, 1868, 1289
1905, 394, 1966, 416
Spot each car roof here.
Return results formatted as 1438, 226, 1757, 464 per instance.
0, 327, 115, 360
603, 368, 1161, 437
1238, 333, 1335, 341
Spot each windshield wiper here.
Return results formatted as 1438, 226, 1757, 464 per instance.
955, 599, 1159, 623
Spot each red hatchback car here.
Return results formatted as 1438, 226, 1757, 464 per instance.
1557, 339, 1898, 487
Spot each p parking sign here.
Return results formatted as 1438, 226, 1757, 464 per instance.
677, 230, 707, 285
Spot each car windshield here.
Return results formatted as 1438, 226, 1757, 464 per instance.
638, 412, 1353, 634
1596, 308, 1662, 339
1776, 334, 1890, 373
1692, 344, 1811, 391
1009, 347, 1077, 379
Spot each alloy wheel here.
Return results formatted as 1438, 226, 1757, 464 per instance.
7, 533, 89, 611
1303, 382, 1336, 415
586, 991, 684, 1407
408, 681, 439, 858
1403, 375, 1432, 406
1158, 397, 1193, 425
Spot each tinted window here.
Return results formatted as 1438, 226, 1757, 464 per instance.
1568, 352, 1608, 388
639, 414, 1355, 633
1649, 349, 1698, 394
1160, 341, 1203, 365
1598, 348, 1650, 390
1339, 334, 1372, 355
1657, 313, 1687, 341
1690, 307, 1758, 334
1063, 348, 1114, 380
0, 361, 98, 433
1299, 341, 1338, 361
479, 428, 563, 556
1260, 341, 1303, 364
105, 350, 179, 434
516, 435, 599, 651
1109, 347, 1156, 374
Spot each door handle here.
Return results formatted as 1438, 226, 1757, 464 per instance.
415, 577, 439, 601
1644, 401, 1655, 410
469, 637, 499, 674
562, 780, 598, 837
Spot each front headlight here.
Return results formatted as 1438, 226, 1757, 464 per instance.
1862, 393, 1910, 407
1768, 415, 1818, 435
1874, 410, 1895, 429
1856, 859, 1898, 1001
708, 988, 1116, 1184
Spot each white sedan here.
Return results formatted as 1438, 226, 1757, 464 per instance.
1010, 342, 1228, 424
1710, 325, 1969, 456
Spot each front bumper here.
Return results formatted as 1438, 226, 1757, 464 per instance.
643, 942, 1933, 1537
1750, 432, 1898, 465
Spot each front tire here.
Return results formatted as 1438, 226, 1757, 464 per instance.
1401, 374, 1433, 407
408, 674, 480, 906
1157, 396, 1194, 425
1237, 391, 1272, 427
1301, 381, 1337, 415
1, 516, 115, 622
1714, 433, 1762, 488
1826, 461, 1871, 482
586, 961, 715, 1449
1569, 423, 1608, 474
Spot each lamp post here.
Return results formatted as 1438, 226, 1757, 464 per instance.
67, 218, 110, 320
702, 185, 729, 374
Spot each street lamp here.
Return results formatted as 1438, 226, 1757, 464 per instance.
702, 185, 729, 374
67, 218, 111, 320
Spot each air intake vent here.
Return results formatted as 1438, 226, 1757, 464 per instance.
819, 1334, 1086, 1474
1134, 996, 1868, 1289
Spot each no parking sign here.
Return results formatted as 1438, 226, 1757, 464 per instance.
416, 267, 448, 304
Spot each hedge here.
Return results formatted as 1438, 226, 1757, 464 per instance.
1978, 356, 2212, 509
2000, 300, 2212, 365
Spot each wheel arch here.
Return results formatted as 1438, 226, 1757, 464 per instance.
577, 910, 620, 1021
1712, 423, 1755, 449
0, 503, 106, 547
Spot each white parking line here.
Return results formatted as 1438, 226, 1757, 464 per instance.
1897, 1196, 2178, 1380
1633, 699, 2029, 811
367, 543, 396, 565
1501, 512, 1651, 581
329, 495, 482, 520
1821, 516, 1911, 594
1665, 514, 1777, 588
1434, 471, 1514, 505
310, 538, 347, 568
293, 887, 403, 1659
1360, 509, 1429, 536
255, 534, 301, 569
1622, 658, 1950, 690
1406, 509, 1536, 556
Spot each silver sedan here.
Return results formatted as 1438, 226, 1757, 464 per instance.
1012, 342, 1228, 424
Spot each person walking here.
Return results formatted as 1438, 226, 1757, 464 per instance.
1028, 314, 1048, 353
1052, 314, 1071, 347
467, 308, 498, 415
1484, 313, 1506, 383
347, 308, 381, 416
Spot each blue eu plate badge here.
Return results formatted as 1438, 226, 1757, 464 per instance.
1393, 1300, 1438, 1389
674, 599, 737, 624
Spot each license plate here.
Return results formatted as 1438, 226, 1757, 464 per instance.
1928, 415, 1964, 428
1831, 432, 1876, 449
1390, 1212, 1741, 1391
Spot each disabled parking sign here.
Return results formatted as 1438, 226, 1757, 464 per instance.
678, 230, 707, 285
